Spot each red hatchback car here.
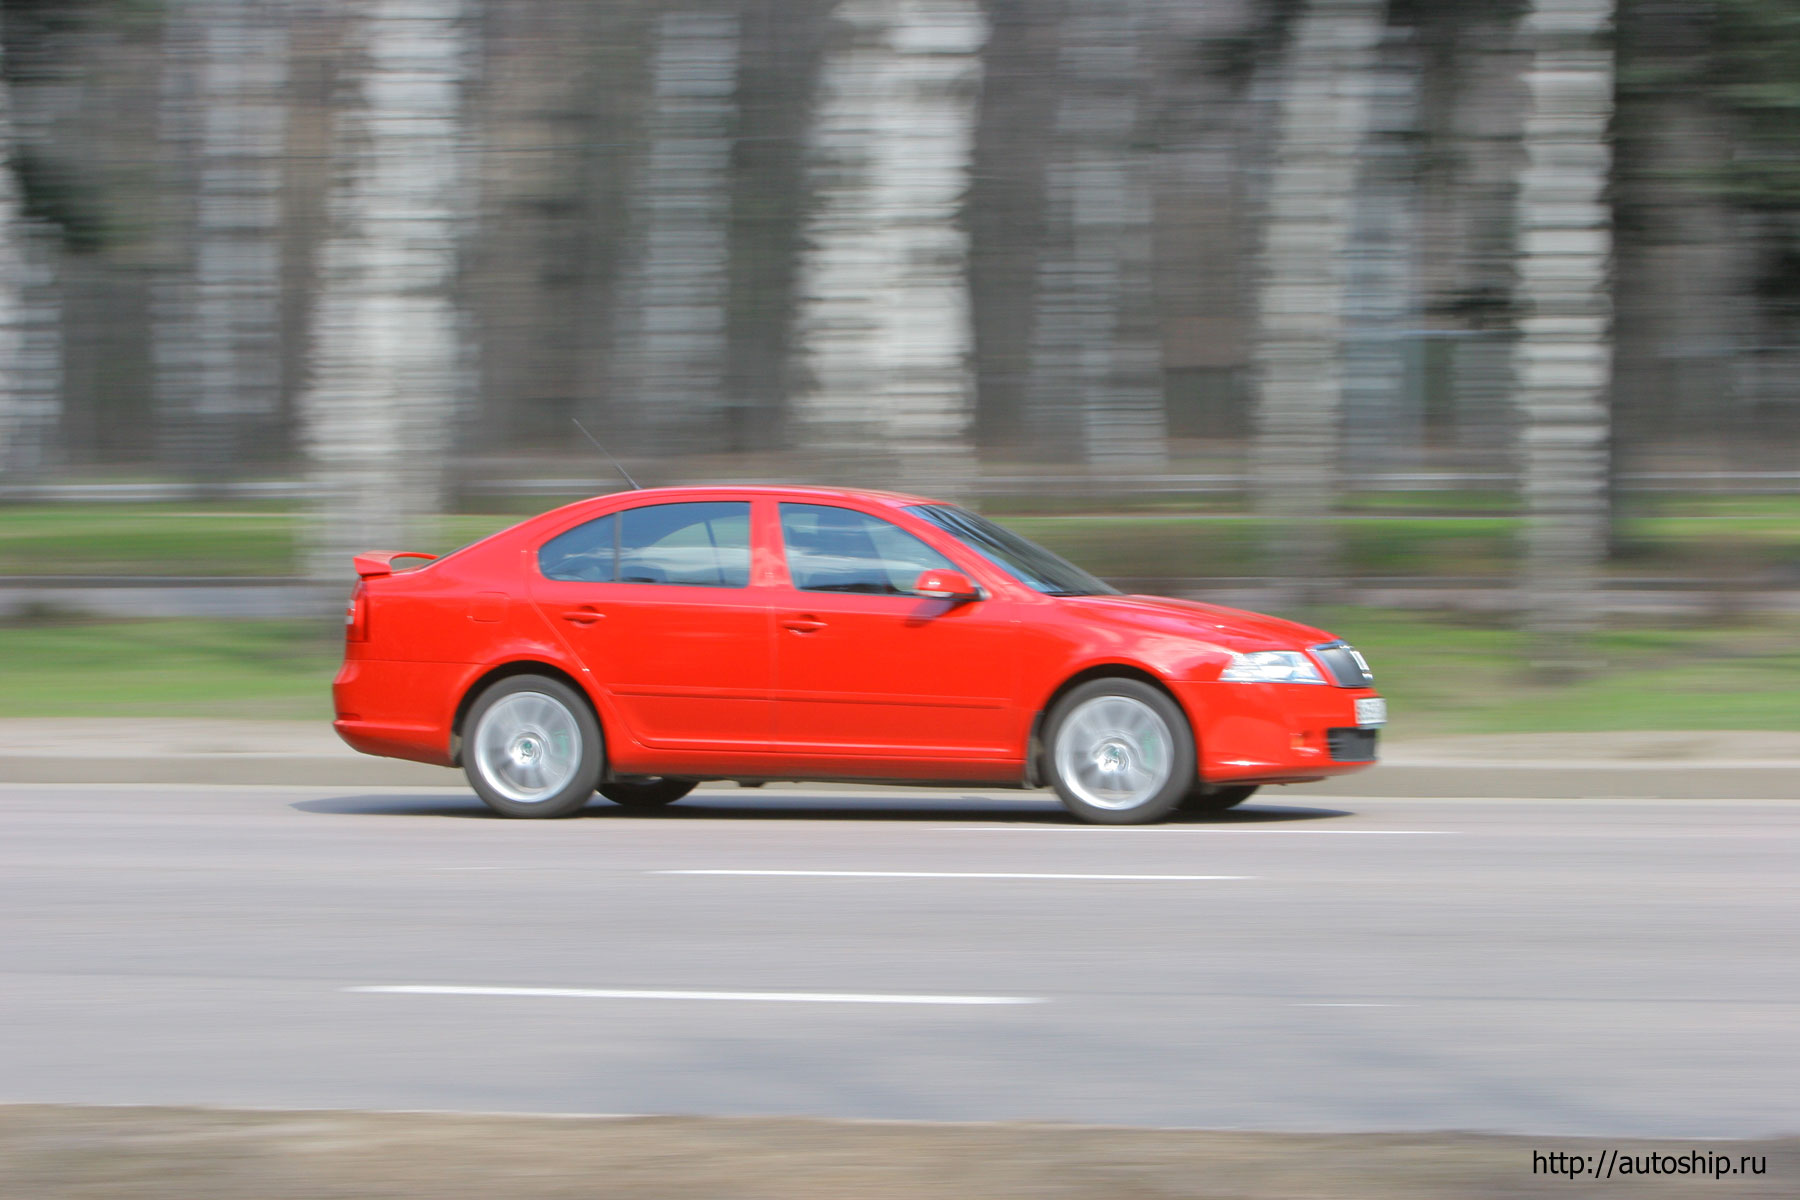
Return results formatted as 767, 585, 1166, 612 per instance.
333, 486, 1384, 824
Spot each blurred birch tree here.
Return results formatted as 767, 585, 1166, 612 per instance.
0, 42, 28, 476
790, 0, 987, 494
613, 8, 740, 458
1024, 0, 1165, 470
1250, 0, 1385, 606
1439, 6, 1528, 473
154, 0, 291, 478
300, 0, 471, 578
725, 0, 835, 453
0, 30, 64, 478
1340, 21, 1421, 473
5, 208, 59, 477
1511, 0, 1614, 644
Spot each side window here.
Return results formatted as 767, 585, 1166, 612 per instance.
618, 501, 752, 587
539, 514, 616, 582
779, 503, 953, 595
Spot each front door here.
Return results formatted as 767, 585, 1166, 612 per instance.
532, 500, 772, 749
770, 503, 1017, 758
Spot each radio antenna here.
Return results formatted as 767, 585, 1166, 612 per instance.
571, 419, 642, 490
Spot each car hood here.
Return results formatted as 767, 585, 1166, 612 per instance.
1058, 593, 1333, 651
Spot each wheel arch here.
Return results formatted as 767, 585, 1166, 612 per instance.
450, 659, 600, 768
1024, 663, 1194, 788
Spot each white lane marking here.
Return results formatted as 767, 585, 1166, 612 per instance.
347, 985, 1043, 1006
653, 870, 1250, 881
1292, 1002, 1410, 1008
936, 827, 1453, 835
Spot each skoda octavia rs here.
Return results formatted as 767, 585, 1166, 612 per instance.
333, 486, 1384, 824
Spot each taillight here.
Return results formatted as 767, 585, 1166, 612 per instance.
346, 581, 369, 642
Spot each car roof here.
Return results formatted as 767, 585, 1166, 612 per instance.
581, 484, 944, 508
489, 485, 955, 550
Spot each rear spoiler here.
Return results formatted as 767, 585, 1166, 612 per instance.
352, 551, 438, 579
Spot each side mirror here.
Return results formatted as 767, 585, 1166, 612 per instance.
914, 568, 981, 603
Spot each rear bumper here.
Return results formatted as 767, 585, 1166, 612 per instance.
332, 658, 466, 768
332, 718, 456, 768
1170, 679, 1383, 785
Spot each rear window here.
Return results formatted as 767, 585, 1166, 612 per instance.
539, 502, 751, 588
538, 514, 617, 582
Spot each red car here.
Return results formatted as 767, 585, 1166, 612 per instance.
333, 486, 1384, 824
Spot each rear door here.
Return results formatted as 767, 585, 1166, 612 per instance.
769, 503, 1018, 758
531, 499, 773, 749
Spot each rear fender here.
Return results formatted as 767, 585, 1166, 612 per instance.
448, 648, 639, 768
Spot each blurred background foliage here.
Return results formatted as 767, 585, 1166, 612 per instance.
0, 0, 1795, 479
1, 0, 1798, 731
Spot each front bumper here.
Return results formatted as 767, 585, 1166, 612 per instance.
1170, 678, 1383, 785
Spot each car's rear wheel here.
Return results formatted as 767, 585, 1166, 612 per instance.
464, 676, 601, 819
599, 777, 697, 809
1181, 784, 1259, 813
1046, 679, 1195, 825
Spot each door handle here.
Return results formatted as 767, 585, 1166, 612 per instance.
561, 607, 605, 625
781, 616, 827, 634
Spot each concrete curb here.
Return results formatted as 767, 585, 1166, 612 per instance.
0, 720, 1793, 798
1287, 763, 1800, 801
0, 756, 463, 788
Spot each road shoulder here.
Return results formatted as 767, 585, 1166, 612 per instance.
2, 1105, 1790, 1200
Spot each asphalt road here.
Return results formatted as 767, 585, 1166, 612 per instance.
2, 781, 1796, 1138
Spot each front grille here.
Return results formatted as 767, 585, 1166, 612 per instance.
1327, 727, 1379, 762
1311, 641, 1373, 688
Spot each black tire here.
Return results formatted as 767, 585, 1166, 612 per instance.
599, 777, 697, 809
1181, 784, 1259, 814
1044, 678, 1196, 825
462, 675, 602, 819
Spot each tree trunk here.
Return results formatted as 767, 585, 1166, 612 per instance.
790, 0, 987, 495
1340, 24, 1422, 475
0, 225, 62, 480
7, 224, 61, 476
0, 49, 62, 478
1510, 0, 1613, 645
0, 56, 26, 477
1024, 0, 1166, 471
966, 0, 1059, 454
1250, 0, 1386, 608
726, 0, 835, 455
613, 9, 740, 460
1441, 10, 1527, 478
300, 0, 471, 580
154, 0, 291, 479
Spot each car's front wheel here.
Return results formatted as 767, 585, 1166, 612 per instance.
599, 777, 697, 809
1046, 679, 1195, 825
463, 675, 602, 819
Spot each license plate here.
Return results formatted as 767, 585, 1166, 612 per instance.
1354, 697, 1387, 728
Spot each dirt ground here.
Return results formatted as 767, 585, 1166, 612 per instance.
0, 1106, 1792, 1199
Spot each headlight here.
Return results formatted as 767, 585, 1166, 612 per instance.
1219, 650, 1326, 684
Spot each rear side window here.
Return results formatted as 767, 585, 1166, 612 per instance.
541, 501, 752, 588
539, 514, 616, 582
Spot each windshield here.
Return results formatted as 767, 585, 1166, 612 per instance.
905, 505, 1118, 597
